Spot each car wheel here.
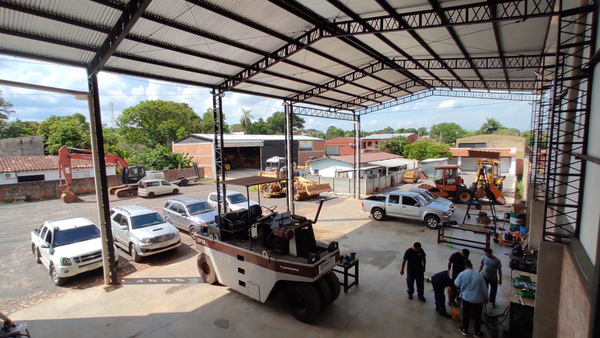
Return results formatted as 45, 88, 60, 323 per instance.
372, 208, 385, 221
284, 282, 321, 323
173, 189, 179, 194
197, 253, 218, 284
35, 247, 42, 264
130, 243, 142, 263
322, 271, 341, 302
50, 264, 66, 286
425, 215, 440, 229
147, 192, 155, 199
189, 225, 198, 239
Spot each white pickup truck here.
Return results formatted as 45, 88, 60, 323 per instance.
31, 217, 118, 286
361, 190, 455, 229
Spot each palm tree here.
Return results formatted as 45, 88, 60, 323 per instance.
479, 118, 503, 134
240, 108, 253, 134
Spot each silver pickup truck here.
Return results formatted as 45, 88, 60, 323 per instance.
361, 190, 454, 229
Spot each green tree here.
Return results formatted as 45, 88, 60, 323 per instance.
0, 119, 39, 139
248, 118, 269, 134
37, 113, 90, 154
240, 108, 253, 134
0, 90, 15, 119
265, 111, 305, 134
493, 128, 521, 136
373, 126, 394, 134
325, 126, 345, 140
379, 136, 409, 155
118, 100, 202, 147
129, 145, 193, 170
429, 122, 467, 145
403, 139, 452, 161
417, 127, 428, 136
198, 108, 230, 134
479, 118, 504, 134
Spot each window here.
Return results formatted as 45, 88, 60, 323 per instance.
170, 203, 180, 212
388, 195, 399, 204
112, 213, 122, 224
44, 229, 52, 245
367, 141, 372, 146
18, 174, 45, 182
299, 141, 313, 151
161, 180, 170, 186
402, 196, 418, 206
209, 194, 217, 202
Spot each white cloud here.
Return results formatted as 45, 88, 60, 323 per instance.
369, 119, 378, 125
437, 99, 457, 109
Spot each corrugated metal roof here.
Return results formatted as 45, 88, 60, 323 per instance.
450, 148, 516, 157
183, 133, 323, 143
362, 133, 415, 140
0, 156, 115, 173
313, 151, 400, 164
0, 0, 582, 112
368, 158, 418, 167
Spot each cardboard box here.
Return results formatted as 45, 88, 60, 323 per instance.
512, 203, 527, 215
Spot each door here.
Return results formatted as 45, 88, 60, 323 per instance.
39, 226, 52, 265
401, 196, 421, 219
170, 203, 185, 229
111, 213, 129, 246
160, 180, 172, 195
385, 194, 402, 216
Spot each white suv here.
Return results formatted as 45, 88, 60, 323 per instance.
110, 205, 181, 262
30, 216, 119, 286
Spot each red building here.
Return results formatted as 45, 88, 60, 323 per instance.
361, 133, 417, 151
325, 137, 356, 156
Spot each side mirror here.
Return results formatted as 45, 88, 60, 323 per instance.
41, 242, 50, 249
181, 212, 187, 217
120, 225, 128, 230
415, 203, 421, 207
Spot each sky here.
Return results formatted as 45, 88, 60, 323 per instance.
0, 55, 533, 133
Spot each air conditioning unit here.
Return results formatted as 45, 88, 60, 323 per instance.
4, 172, 17, 179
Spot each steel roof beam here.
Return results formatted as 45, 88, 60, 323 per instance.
268, 0, 425, 90
292, 55, 546, 102
0, 49, 88, 69
426, 0, 486, 89
332, 0, 557, 36
487, 1, 510, 87
334, 78, 537, 110
292, 106, 354, 121
88, 0, 153, 76
375, 0, 454, 87
358, 88, 540, 115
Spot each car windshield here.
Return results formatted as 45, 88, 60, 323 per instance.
131, 213, 166, 229
187, 202, 214, 215
228, 194, 247, 204
417, 192, 434, 203
54, 225, 100, 247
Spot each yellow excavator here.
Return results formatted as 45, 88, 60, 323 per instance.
258, 156, 332, 201
470, 151, 506, 205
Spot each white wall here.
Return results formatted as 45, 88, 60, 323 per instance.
0, 167, 117, 185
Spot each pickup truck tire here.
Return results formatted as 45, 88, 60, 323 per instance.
50, 264, 66, 286
285, 282, 321, 323
130, 243, 142, 263
323, 271, 341, 302
34, 246, 41, 264
147, 192, 155, 199
197, 253, 218, 284
372, 208, 385, 221
172, 189, 179, 195
425, 215, 441, 229
313, 277, 333, 309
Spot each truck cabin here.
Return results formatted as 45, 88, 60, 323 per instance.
433, 165, 462, 190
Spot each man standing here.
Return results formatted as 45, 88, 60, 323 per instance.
479, 248, 503, 307
454, 260, 488, 337
400, 242, 426, 301
430, 270, 454, 318
448, 248, 470, 306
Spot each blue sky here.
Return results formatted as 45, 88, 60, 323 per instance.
0, 55, 532, 133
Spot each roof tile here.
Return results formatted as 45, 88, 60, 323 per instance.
0, 156, 113, 173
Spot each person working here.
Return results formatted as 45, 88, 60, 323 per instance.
400, 242, 426, 301
454, 260, 488, 337
430, 270, 454, 318
448, 248, 470, 306
479, 248, 503, 308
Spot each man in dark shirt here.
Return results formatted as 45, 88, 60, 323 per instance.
430, 270, 454, 318
448, 249, 470, 306
400, 242, 426, 301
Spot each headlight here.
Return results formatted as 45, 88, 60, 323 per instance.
141, 238, 152, 244
61, 257, 73, 266
443, 210, 452, 216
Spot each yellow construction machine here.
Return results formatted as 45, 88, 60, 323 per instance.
258, 156, 332, 201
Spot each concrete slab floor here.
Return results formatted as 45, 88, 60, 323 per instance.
9, 197, 517, 338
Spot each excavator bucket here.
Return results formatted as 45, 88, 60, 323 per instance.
489, 184, 506, 205
305, 182, 332, 196
60, 187, 83, 203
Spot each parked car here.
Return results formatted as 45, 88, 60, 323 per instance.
138, 179, 179, 198
361, 191, 454, 229
110, 205, 181, 262
207, 190, 259, 212
163, 197, 218, 238
409, 187, 455, 211
31, 216, 118, 286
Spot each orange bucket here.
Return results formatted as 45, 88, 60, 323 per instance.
451, 309, 460, 320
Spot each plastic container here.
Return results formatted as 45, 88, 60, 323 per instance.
520, 226, 529, 234
510, 212, 526, 228
451, 309, 460, 320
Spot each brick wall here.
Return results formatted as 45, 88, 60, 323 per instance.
556, 246, 591, 338
0, 167, 203, 202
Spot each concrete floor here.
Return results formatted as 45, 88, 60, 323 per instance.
9, 196, 516, 338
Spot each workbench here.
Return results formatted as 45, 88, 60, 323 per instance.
509, 270, 536, 337
437, 224, 492, 250
333, 259, 359, 293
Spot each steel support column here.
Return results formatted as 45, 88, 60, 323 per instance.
354, 114, 361, 199
285, 101, 295, 214
87, 72, 118, 285
212, 90, 226, 214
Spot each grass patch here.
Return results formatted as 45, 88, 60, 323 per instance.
249, 186, 258, 192
516, 179, 524, 200
4, 198, 14, 204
